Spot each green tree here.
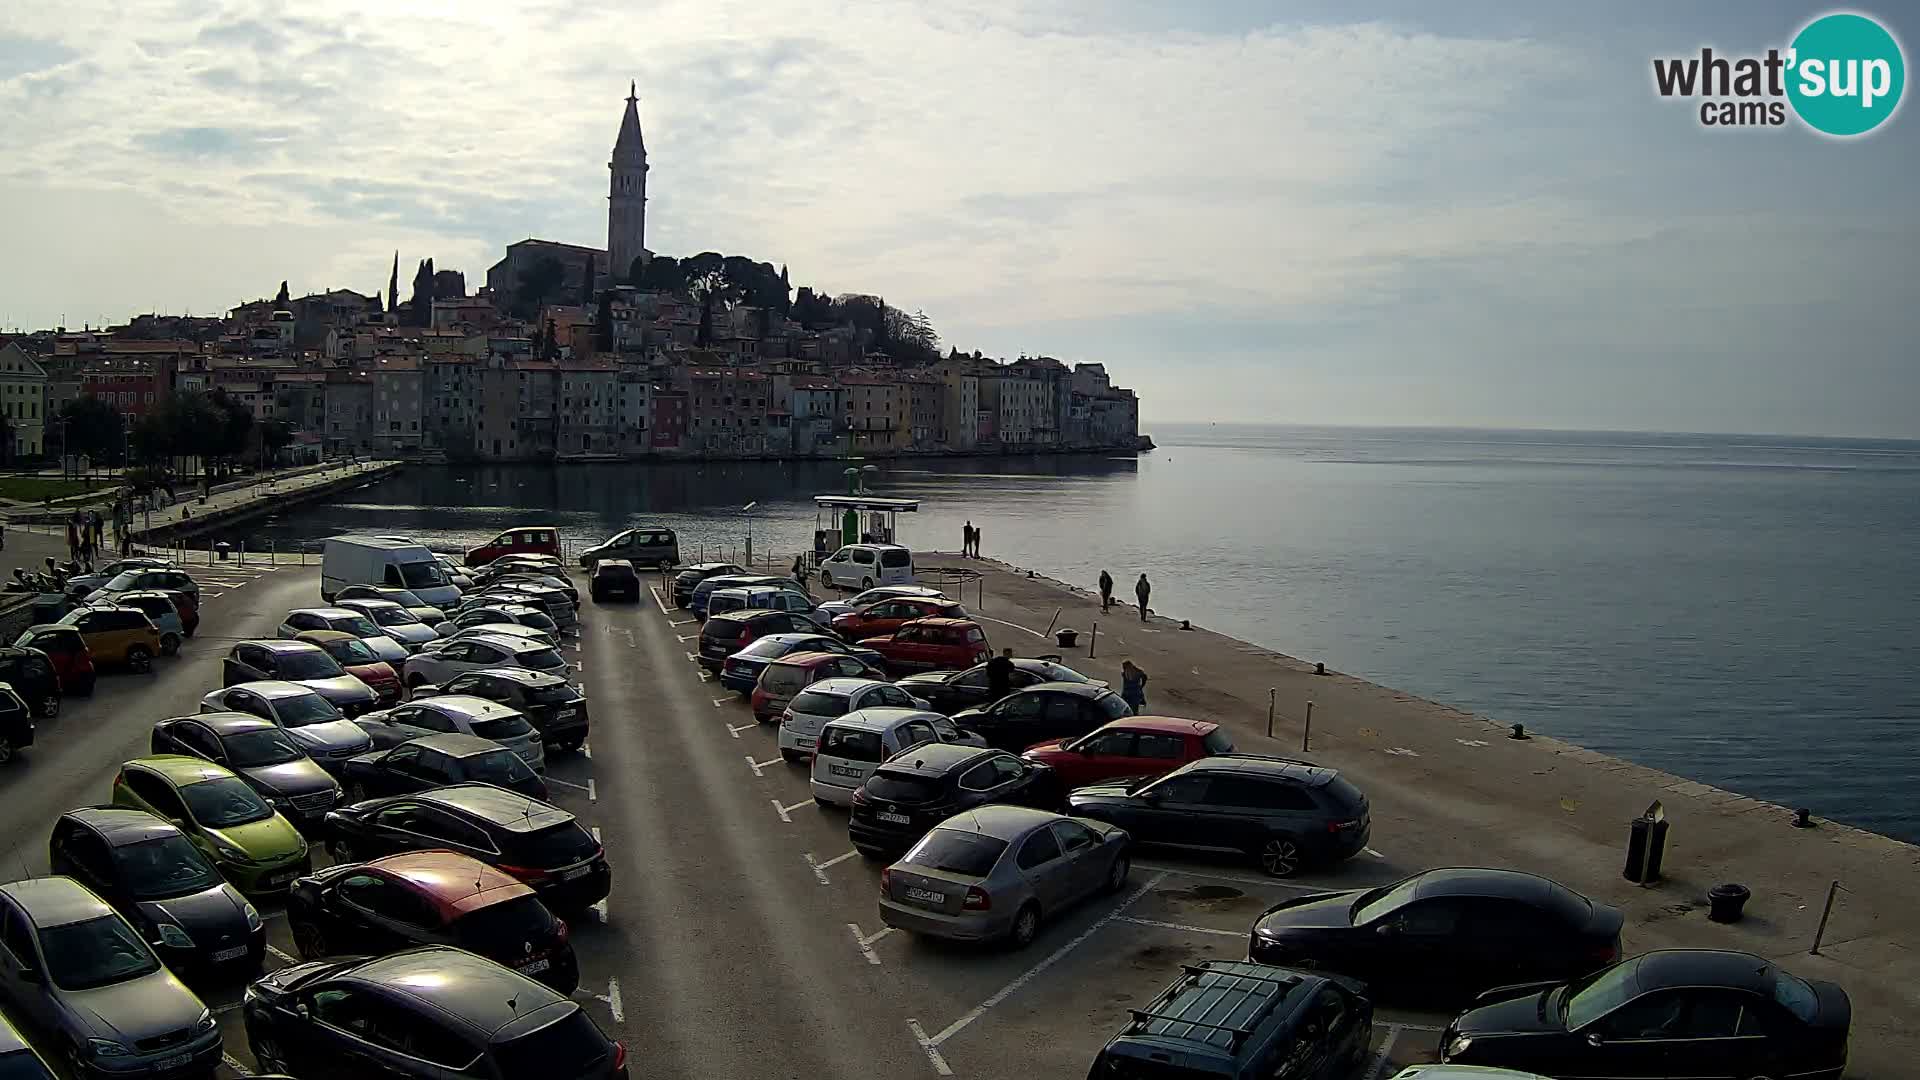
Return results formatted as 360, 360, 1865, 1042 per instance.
59, 396, 124, 462
634, 255, 681, 292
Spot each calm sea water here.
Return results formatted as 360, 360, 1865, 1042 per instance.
252, 426, 1920, 842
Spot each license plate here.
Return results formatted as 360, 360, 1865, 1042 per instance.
876, 811, 911, 825
263, 870, 295, 886
212, 945, 249, 962
904, 887, 946, 904
829, 764, 863, 778
156, 1053, 192, 1070
560, 865, 592, 881
556, 708, 577, 719
517, 958, 551, 975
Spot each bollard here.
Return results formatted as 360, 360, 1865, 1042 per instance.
1509, 723, 1531, 740
238, 540, 245, 567
1809, 880, 1841, 954
1792, 808, 1815, 829
1087, 621, 1097, 659
1315, 661, 1326, 676
1623, 800, 1668, 885
1266, 688, 1276, 738
1044, 608, 1061, 639
1303, 700, 1314, 753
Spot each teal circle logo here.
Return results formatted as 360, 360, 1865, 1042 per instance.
1786, 12, 1906, 136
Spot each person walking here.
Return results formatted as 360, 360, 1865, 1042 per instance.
65, 512, 80, 564
89, 509, 103, 550
1120, 660, 1149, 713
986, 646, 1015, 701
791, 553, 807, 586
1098, 569, 1114, 612
1135, 573, 1151, 622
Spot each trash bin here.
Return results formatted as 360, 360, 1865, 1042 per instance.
1623, 800, 1669, 884
216, 541, 232, 562
1055, 629, 1078, 648
1708, 883, 1751, 923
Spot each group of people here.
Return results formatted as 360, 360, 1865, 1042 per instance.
960, 521, 984, 558
984, 644, 1151, 713
1097, 569, 1152, 622
65, 509, 107, 567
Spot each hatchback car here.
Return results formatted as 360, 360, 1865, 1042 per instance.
11, 626, 94, 698
671, 562, 746, 606
720, 633, 886, 696
830, 596, 968, 641
223, 640, 380, 717
1023, 717, 1233, 787
705, 586, 820, 624
402, 633, 570, 689
751, 650, 886, 722
778, 677, 928, 760
1439, 950, 1851, 1080
953, 681, 1134, 752
409, 668, 589, 752
334, 598, 444, 648
324, 785, 610, 912
344, 733, 548, 801
578, 525, 679, 570
355, 695, 545, 772
447, 622, 560, 650
48, 807, 266, 977
288, 851, 578, 992
277, 606, 397, 647
244, 946, 626, 1078
111, 756, 311, 894
812, 584, 949, 623
295, 630, 403, 705
61, 556, 174, 599
857, 617, 991, 673
0, 646, 63, 718
448, 603, 560, 636
588, 559, 642, 602
894, 656, 1099, 715
56, 606, 161, 672
463, 525, 561, 567
83, 565, 200, 605
96, 591, 188, 655
332, 584, 447, 626
200, 682, 375, 774
0, 877, 224, 1080
697, 610, 823, 671
151, 713, 344, 830
848, 744, 1063, 858
810, 708, 983, 806
879, 805, 1129, 947
1068, 755, 1370, 878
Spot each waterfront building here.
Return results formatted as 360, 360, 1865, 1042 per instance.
0, 342, 49, 458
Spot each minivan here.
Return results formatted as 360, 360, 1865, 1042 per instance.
809, 708, 982, 806
578, 526, 680, 570
322, 534, 461, 607
465, 526, 561, 567
817, 543, 914, 591
705, 585, 820, 623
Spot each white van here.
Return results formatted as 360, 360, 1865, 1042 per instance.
809, 708, 982, 806
817, 543, 914, 591
322, 535, 462, 608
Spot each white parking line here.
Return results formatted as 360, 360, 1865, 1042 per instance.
1134, 861, 1326, 891
678, 634, 697, 643
223, 1052, 255, 1076
1114, 915, 1243, 938
771, 798, 810, 822
970, 613, 1045, 639
590, 828, 609, 921
580, 743, 592, 760
685, 651, 700, 663
726, 722, 756, 739
745, 755, 782, 776
804, 849, 859, 885
907, 1018, 953, 1076
1366, 1023, 1402, 1080
669, 619, 696, 628
696, 669, 711, 682
650, 587, 671, 615
711, 696, 733, 707
846, 922, 894, 966
1367, 847, 1385, 859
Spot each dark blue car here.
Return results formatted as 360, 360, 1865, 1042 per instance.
718, 633, 886, 695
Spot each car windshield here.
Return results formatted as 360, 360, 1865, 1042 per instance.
327, 614, 383, 637
38, 915, 161, 991
904, 830, 1007, 877
224, 728, 307, 768
103, 572, 144, 591
1351, 877, 1423, 923
469, 713, 533, 740
181, 776, 274, 827
465, 749, 535, 785
865, 773, 944, 803
321, 638, 380, 665
515, 647, 564, 671
115, 835, 225, 900
273, 692, 342, 727
790, 690, 849, 717
397, 560, 447, 588
384, 590, 426, 606
1564, 958, 1642, 1029
1773, 971, 1820, 1022
278, 651, 347, 679
367, 607, 420, 626
739, 638, 797, 659
1097, 692, 1132, 719
527, 683, 579, 705
453, 893, 554, 949
492, 1011, 607, 1077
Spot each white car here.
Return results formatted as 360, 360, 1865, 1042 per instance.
199, 683, 374, 771
777, 677, 927, 761
810, 708, 983, 807
351, 694, 545, 772
334, 598, 446, 646
813, 585, 949, 623
278, 607, 388, 643
447, 604, 561, 636
448, 623, 558, 650
707, 586, 828, 626
401, 633, 569, 688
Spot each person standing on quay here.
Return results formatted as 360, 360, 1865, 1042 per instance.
791, 553, 806, 586
987, 646, 1015, 701
1098, 569, 1114, 612
972, 524, 983, 559
1121, 659, 1149, 713
65, 512, 81, 564
1135, 573, 1151, 622
962, 521, 973, 558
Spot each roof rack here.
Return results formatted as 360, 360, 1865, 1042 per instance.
1211, 753, 1320, 768
1127, 964, 1301, 1051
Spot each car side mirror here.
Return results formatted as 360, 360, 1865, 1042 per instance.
295, 1003, 311, 1020
1138, 788, 1160, 802
14, 963, 38, 983
1586, 1032, 1604, 1048
1375, 923, 1396, 937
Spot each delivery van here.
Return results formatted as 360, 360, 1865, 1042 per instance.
322, 535, 462, 607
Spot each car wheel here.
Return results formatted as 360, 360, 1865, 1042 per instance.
160, 633, 181, 656
126, 646, 153, 673
38, 693, 59, 719
1105, 853, 1130, 893
1257, 835, 1303, 877
253, 1034, 288, 1074
1008, 902, 1041, 949
294, 922, 327, 959
819, 570, 834, 589
861, 577, 874, 590
0, 741, 13, 766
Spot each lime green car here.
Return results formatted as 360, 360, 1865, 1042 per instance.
111, 756, 310, 894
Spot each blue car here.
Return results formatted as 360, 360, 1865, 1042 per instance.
718, 633, 886, 695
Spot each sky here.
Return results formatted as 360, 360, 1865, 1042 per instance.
1, 1, 1915, 437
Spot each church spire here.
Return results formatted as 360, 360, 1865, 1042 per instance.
615, 81, 645, 157
608, 81, 650, 284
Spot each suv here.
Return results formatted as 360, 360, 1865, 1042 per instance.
589, 559, 642, 602
672, 563, 746, 607
1067, 756, 1371, 878
697, 610, 825, 671
847, 744, 1062, 858
1088, 961, 1372, 1080
411, 668, 589, 752
954, 681, 1135, 751
855, 617, 991, 673
57, 605, 162, 672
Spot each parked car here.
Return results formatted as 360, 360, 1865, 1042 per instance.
720, 633, 886, 696
817, 542, 914, 590
332, 584, 446, 626
97, 591, 188, 655
831, 596, 968, 641
334, 598, 444, 648
857, 617, 991, 673
83, 565, 199, 605
151, 713, 344, 831
485, 552, 569, 575
480, 582, 578, 630
111, 756, 311, 894
588, 559, 641, 602
408, 668, 588, 752
751, 650, 886, 722
294, 630, 403, 705
464, 525, 561, 567
688, 574, 803, 618
323, 784, 610, 912
156, 588, 200, 637
61, 556, 173, 599
952, 681, 1132, 751
1388, 1069, 1552, 1080
200, 683, 374, 774
354, 696, 545, 772
48, 807, 266, 977
10, 626, 94, 698
810, 708, 983, 806
813, 584, 949, 623
321, 535, 461, 608
448, 603, 561, 636
894, 656, 1099, 715
697, 610, 826, 672
448, 623, 560, 652
433, 553, 474, 591
778, 677, 928, 760
1022, 717, 1233, 787
1439, 950, 1852, 1080
0, 1004, 55, 1079
1251, 868, 1624, 1000
344, 733, 547, 800
671, 562, 746, 606
477, 571, 579, 607
1067, 755, 1370, 878
848, 744, 1062, 858
277, 606, 396, 647
878, 805, 1129, 947
0, 686, 32, 766
578, 525, 678, 569
223, 640, 379, 717
0, 646, 63, 718
287, 852, 577, 992
0, 877, 224, 1080
402, 633, 570, 688
705, 585, 821, 624
1088, 960, 1373, 1080
56, 606, 161, 672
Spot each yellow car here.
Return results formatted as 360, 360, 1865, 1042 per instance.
56, 605, 163, 672
111, 756, 310, 894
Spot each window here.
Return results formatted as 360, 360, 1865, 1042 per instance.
1053, 819, 1099, 853
1076, 730, 1134, 756
996, 693, 1046, 720
125, 771, 189, 820
0, 905, 35, 966
1600, 992, 1690, 1039
957, 762, 1000, 790
1136, 733, 1185, 759
1391, 900, 1461, 936
897, 720, 938, 749
1013, 828, 1065, 872
1042, 695, 1081, 724
1209, 777, 1314, 811
1146, 774, 1211, 803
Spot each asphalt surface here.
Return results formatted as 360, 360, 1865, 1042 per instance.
0, 563, 1452, 1079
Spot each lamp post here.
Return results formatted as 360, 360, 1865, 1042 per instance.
741, 500, 758, 567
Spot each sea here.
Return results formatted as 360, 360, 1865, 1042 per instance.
250, 425, 1920, 843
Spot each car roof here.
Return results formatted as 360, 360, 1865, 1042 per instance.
0, 876, 116, 927
286, 608, 367, 621
1629, 950, 1781, 994
1105, 716, 1217, 736
398, 732, 506, 758
463, 666, 563, 686
1182, 754, 1338, 785
855, 585, 944, 597
1022, 681, 1108, 698
419, 784, 573, 831
828, 707, 946, 733
592, 559, 635, 570
806, 677, 890, 694
935, 804, 1062, 840
367, 851, 531, 917
1113, 960, 1315, 1060
246, 639, 329, 654
21, 624, 82, 636
459, 633, 550, 654
773, 651, 854, 670
903, 616, 978, 630
1407, 868, 1576, 906
167, 712, 278, 738
233, 679, 329, 700
64, 805, 183, 845
62, 604, 142, 619
296, 629, 356, 643
415, 695, 523, 721
680, 562, 740, 573
339, 597, 405, 611
1390, 1067, 1557, 1079
880, 742, 992, 776
343, 946, 567, 1033
753, 633, 833, 647
111, 589, 176, 602
127, 754, 239, 785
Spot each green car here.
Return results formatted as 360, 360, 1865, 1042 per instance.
111, 755, 310, 894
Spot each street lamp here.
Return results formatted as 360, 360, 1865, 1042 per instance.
742, 500, 758, 567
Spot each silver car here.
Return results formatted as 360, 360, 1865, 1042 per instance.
814, 585, 949, 623
448, 623, 559, 649
878, 804, 1130, 948
200, 685, 374, 773
331, 585, 447, 626
0, 878, 222, 1078
448, 603, 561, 636
353, 694, 546, 771
334, 598, 445, 646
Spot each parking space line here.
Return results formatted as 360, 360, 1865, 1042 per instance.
1114, 915, 1243, 938
650, 587, 671, 615
771, 799, 792, 823
970, 613, 1045, 638
1135, 861, 1325, 891
746, 755, 783, 776
1367, 847, 1385, 858
926, 871, 1168, 1050
696, 669, 711, 682
590, 828, 609, 921
679, 634, 697, 643
669, 618, 696, 627
223, 1052, 255, 1076
907, 1019, 953, 1076
1366, 1023, 1402, 1080
267, 944, 297, 965
547, 775, 597, 802
580, 743, 592, 760
726, 722, 756, 739
711, 696, 733, 707
847, 922, 893, 966
805, 849, 859, 885
685, 651, 700, 663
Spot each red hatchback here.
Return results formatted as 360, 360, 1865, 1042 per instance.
12, 624, 96, 697
830, 597, 966, 641
858, 617, 990, 673
465, 525, 561, 567
1021, 716, 1235, 788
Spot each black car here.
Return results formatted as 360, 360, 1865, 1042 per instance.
0, 646, 63, 718
287, 852, 577, 993
697, 610, 825, 671
412, 667, 589, 752
244, 947, 627, 1079
0, 686, 31, 766
1441, 950, 1852, 1080
1068, 755, 1370, 878
324, 784, 611, 912
344, 733, 549, 801
951, 681, 1133, 751
672, 562, 746, 606
223, 640, 380, 717
151, 713, 344, 832
588, 560, 641, 603
895, 657, 1098, 716
1089, 960, 1372, 1080
848, 744, 1063, 857
48, 807, 266, 977
1251, 867, 1624, 1000
717, 632, 886, 694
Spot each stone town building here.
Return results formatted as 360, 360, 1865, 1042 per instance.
0, 342, 49, 458
367, 356, 425, 453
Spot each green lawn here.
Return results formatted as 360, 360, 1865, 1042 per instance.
0, 475, 101, 502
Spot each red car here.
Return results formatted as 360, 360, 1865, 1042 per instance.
12, 624, 95, 696
1021, 717, 1235, 788
750, 651, 883, 721
830, 597, 967, 641
161, 588, 199, 637
858, 617, 990, 673
465, 525, 561, 567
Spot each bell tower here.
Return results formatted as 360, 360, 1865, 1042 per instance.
608, 82, 649, 284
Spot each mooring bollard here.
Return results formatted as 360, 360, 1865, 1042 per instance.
1266, 688, 1276, 738
1303, 700, 1314, 753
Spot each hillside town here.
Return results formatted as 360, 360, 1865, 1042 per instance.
0, 85, 1143, 467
